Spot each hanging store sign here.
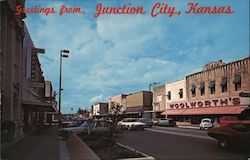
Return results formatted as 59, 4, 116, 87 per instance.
31, 82, 44, 88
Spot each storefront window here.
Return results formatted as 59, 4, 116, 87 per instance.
234, 75, 241, 91
209, 81, 215, 94
199, 83, 205, 96
221, 77, 227, 92
191, 85, 196, 97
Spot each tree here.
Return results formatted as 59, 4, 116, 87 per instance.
109, 102, 126, 144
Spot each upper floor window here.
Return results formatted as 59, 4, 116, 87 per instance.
209, 81, 215, 94
221, 77, 227, 93
199, 82, 205, 96
167, 91, 171, 100
191, 85, 196, 97
234, 75, 241, 91
179, 89, 183, 98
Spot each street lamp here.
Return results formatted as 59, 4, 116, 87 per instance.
58, 49, 69, 127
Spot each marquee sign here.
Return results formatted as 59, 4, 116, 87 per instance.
168, 97, 250, 109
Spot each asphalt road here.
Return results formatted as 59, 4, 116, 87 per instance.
118, 126, 250, 160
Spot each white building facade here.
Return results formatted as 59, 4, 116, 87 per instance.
165, 79, 187, 114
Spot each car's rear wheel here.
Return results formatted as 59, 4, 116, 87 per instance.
218, 139, 227, 149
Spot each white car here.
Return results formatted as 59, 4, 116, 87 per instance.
199, 118, 213, 130
117, 118, 146, 130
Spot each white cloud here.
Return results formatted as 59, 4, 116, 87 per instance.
25, 0, 249, 113
90, 95, 103, 104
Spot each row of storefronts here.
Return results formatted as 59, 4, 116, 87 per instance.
1, 0, 57, 143
92, 57, 250, 124
158, 57, 250, 124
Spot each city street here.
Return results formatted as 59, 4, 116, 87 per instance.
118, 126, 250, 160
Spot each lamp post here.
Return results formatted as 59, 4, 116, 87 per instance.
58, 49, 69, 127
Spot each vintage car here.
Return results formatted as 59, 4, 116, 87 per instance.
208, 122, 250, 149
199, 118, 213, 130
157, 118, 176, 127
117, 118, 146, 130
219, 116, 240, 127
58, 120, 109, 137
138, 118, 154, 127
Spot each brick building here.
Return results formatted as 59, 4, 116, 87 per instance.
22, 24, 56, 133
162, 57, 250, 124
153, 85, 166, 118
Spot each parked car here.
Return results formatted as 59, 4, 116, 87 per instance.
219, 116, 240, 127
208, 122, 250, 149
199, 118, 213, 130
117, 118, 146, 130
152, 118, 160, 125
157, 118, 176, 127
61, 120, 79, 128
138, 118, 154, 127
58, 120, 109, 137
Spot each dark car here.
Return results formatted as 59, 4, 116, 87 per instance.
138, 118, 154, 127
157, 118, 176, 127
208, 122, 250, 149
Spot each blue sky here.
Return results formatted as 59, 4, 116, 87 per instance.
24, 0, 249, 113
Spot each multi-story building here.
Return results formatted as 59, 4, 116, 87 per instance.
44, 81, 58, 125
1, 0, 26, 142
108, 94, 128, 114
92, 103, 109, 117
162, 57, 250, 124
152, 85, 166, 118
165, 80, 187, 104
125, 91, 153, 118
22, 24, 55, 133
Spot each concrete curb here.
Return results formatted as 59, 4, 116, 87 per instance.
117, 143, 155, 160
66, 133, 101, 160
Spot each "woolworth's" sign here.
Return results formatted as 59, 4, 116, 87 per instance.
168, 97, 250, 109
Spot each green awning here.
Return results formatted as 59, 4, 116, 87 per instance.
199, 83, 205, 90
190, 85, 196, 91
208, 81, 215, 88
233, 75, 241, 83
221, 78, 227, 86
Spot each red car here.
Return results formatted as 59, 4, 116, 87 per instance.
208, 122, 250, 149
219, 116, 240, 127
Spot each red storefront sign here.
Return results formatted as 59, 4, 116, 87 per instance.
168, 97, 249, 109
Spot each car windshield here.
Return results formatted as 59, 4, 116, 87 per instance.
203, 120, 210, 123
124, 119, 137, 122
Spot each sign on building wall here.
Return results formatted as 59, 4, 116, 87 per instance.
167, 97, 250, 109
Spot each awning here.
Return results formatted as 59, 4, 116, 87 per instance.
22, 100, 55, 112
22, 89, 56, 112
199, 83, 205, 90
190, 85, 196, 91
161, 106, 246, 116
233, 75, 241, 83
125, 106, 152, 114
208, 81, 215, 88
221, 78, 227, 86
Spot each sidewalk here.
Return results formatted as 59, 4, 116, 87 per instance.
178, 125, 200, 129
1, 126, 69, 160
176, 122, 200, 130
